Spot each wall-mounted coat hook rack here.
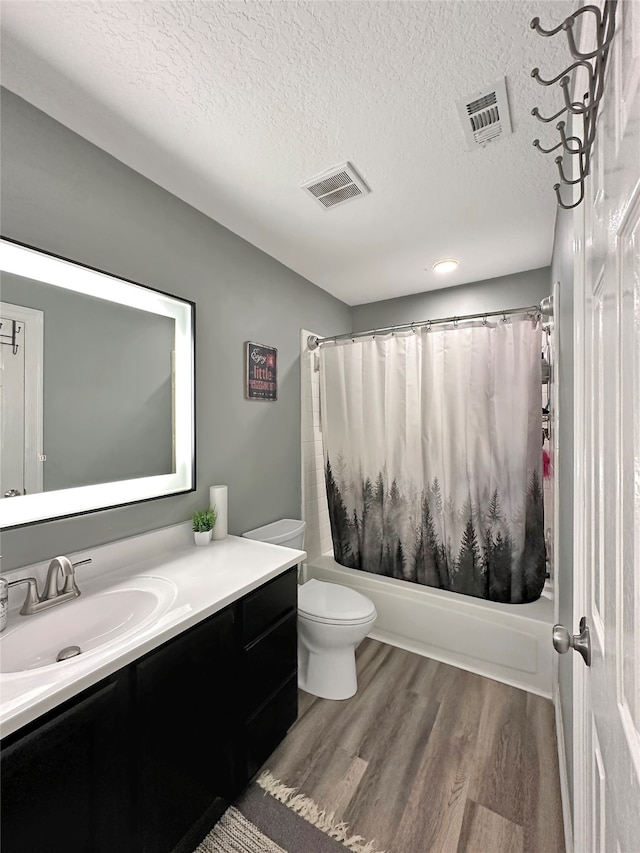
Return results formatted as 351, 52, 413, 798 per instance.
531, 0, 617, 210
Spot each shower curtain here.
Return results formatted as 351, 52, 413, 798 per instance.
319, 318, 545, 604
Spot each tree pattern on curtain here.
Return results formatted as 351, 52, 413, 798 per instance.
319, 320, 546, 605
325, 462, 545, 603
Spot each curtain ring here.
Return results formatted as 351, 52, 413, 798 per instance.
482, 314, 488, 326
453, 317, 459, 328
502, 312, 508, 323
427, 320, 432, 332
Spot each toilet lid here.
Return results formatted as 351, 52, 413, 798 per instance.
298, 579, 376, 623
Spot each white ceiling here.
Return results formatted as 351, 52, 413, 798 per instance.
0, 1, 574, 306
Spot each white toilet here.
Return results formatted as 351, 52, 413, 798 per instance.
242, 519, 377, 701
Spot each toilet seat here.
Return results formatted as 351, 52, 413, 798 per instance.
298, 579, 376, 625
299, 610, 376, 627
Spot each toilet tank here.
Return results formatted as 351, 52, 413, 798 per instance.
242, 518, 306, 550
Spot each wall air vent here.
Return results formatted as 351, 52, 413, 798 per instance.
456, 77, 512, 151
301, 162, 370, 210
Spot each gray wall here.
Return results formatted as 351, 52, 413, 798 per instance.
0, 88, 351, 570
3, 273, 174, 490
352, 267, 551, 331
552, 203, 575, 812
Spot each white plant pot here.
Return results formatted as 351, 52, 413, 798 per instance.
194, 531, 212, 546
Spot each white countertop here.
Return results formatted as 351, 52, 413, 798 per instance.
0, 531, 305, 739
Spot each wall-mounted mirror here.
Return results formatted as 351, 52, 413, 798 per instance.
0, 238, 195, 528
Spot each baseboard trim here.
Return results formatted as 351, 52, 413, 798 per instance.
554, 690, 573, 853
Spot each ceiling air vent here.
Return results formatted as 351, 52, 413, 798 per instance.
301, 162, 370, 210
456, 77, 512, 151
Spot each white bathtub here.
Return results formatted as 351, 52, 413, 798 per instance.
305, 553, 554, 697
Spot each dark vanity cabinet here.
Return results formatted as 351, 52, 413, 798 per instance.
0, 673, 132, 853
136, 607, 235, 853
0, 567, 298, 853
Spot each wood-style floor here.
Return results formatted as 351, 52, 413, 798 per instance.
266, 639, 565, 853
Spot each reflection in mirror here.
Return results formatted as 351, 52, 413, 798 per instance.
0, 239, 195, 528
2, 278, 176, 491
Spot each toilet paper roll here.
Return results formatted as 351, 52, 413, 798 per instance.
209, 485, 228, 540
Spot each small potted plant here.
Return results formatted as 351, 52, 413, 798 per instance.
192, 508, 217, 546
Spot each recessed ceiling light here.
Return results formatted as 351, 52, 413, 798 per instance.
432, 259, 459, 274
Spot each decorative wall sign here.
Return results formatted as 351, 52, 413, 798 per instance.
245, 342, 278, 401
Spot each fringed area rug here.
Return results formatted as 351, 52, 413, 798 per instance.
195, 771, 384, 853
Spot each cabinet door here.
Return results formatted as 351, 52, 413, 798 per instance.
136, 607, 235, 853
1, 675, 130, 853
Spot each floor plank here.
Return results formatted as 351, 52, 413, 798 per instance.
266, 639, 565, 853
457, 800, 524, 853
302, 747, 368, 817
468, 678, 529, 824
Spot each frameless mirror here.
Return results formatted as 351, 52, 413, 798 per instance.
0, 238, 195, 528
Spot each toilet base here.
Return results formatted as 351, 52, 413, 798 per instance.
297, 645, 358, 701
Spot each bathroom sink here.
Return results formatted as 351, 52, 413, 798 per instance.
0, 577, 177, 673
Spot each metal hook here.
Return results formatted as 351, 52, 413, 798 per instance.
453, 317, 459, 329
564, 5, 615, 61
557, 120, 595, 156
531, 0, 617, 211
531, 59, 593, 87
534, 137, 564, 154
555, 154, 588, 185
530, 15, 568, 38
482, 314, 488, 326
565, 5, 603, 29
559, 72, 603, 117
0, 318, 22, 355
532, 104, 568, 124
554, 180, 586, 210
502, 312, 508, 323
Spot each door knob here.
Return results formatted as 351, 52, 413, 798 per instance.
553, 617, 591, 666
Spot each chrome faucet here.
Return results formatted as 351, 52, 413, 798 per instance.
2, 556, 91, 617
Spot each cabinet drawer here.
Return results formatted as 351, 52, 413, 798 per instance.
242, 568, 297, 645
244, 610, 297, 715
246, 673, 298, 780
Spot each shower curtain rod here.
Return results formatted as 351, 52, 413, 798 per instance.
307, 304, 545, 350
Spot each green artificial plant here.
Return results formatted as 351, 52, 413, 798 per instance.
192, 507, 217, 533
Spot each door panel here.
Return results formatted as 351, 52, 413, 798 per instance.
0, 303, 43, 497
0, 312, 26, 496
575, 3, 640, 852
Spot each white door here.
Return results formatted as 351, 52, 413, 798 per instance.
0, 303, 44, 497
573, 2, 640, 851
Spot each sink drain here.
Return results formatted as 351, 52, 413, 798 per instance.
56, 645, 82, 662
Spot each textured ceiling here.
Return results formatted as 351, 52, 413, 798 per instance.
0, 1, 574, 305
